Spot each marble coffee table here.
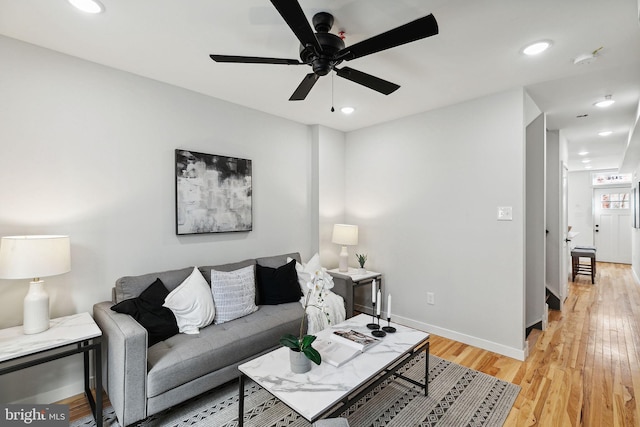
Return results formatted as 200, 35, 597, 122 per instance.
237, 314, 429, 426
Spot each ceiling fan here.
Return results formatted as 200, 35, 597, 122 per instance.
210, 0, 438, 101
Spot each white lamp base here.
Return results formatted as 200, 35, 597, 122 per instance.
338, 246, 349, 272
23, 280, 50, 334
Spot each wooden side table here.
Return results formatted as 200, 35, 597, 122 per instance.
0, 312, 103, 427
328, 268, 382, 318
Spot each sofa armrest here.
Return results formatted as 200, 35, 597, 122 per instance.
93, 301, 148, 426
328, 273, 353, 318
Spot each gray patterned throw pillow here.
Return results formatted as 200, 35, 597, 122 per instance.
210, 264, 258, 323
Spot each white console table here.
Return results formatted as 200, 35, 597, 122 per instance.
0, 312, 103, 427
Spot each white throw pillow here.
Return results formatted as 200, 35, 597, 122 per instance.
289, 253, 334, 295
211, 264, 258, 324
163, 267, 215, 334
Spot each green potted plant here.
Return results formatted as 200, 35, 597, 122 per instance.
356, 253, 367, 273
279, 270, 328, 373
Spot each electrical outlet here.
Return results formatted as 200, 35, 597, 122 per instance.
427, 292, 435, 305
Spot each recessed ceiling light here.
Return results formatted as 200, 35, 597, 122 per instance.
578, 151, 589, 156
584, 165, 593, 169
340, 107, 355, 115
594, 95, 615, 108
582, 159, 591, 163
68, 0, 104, 14
598, 131, 613, 136
522, 40, 552, 56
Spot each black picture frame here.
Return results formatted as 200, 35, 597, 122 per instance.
175, 149, 252, 235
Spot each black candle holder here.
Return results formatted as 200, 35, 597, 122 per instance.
372, 315, 386, 337
367, 302, 380, 329
382, 317, 396, 333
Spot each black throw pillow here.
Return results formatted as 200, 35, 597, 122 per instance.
256, 259, 303, 305
111, 278, 179, 346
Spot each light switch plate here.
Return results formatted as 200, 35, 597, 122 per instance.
497, 206, 513, 221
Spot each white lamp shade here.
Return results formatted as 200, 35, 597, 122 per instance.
0, 235, 71, 280
332, 224, 359, 246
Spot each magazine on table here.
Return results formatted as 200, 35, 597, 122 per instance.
332, 329, 380, 351
315, 330, 380, 367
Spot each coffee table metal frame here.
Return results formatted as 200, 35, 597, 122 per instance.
238, 321, 429, 426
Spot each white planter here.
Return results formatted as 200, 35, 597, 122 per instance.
289, 349, 311, 373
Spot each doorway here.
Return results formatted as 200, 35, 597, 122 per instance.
593, 187, 632, 263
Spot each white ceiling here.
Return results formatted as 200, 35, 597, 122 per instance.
1, 0, 639, 171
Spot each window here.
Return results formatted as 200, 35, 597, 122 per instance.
600, 192, 629, 209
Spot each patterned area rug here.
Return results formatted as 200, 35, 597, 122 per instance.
72, 353, 519, 427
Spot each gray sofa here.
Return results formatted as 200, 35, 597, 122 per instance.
93, 252, 305, 426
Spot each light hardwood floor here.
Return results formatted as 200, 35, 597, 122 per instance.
61, 261, 640, 426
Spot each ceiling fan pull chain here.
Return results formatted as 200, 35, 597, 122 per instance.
331, 71, 335, 112
331, 72, 335, 112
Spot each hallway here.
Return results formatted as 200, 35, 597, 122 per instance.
431, 262, 640, 426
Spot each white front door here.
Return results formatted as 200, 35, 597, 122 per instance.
593, 187, 632, 263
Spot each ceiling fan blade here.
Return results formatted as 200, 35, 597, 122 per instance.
271, 0, 322, 54
289, 73, 320, 101
335, 67, 400, 95
336, 14, 438, 61
210, 55, 302, 65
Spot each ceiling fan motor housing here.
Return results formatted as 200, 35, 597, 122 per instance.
298, 12, 345, 76
300, 32, 345, 75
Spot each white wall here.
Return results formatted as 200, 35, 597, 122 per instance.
0, 36, 316, 403
315, 125, 346, 267
343, 88, 527, 359
568, 171, 594, 247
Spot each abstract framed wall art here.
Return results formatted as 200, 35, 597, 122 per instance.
175, 149, 252, 234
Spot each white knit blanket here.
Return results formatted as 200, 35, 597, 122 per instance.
303, 288, 346, 334
289, 254, 346, 334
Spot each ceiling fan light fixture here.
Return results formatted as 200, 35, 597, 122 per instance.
594, 95, 615, 108
522, 40, 552, 56
598, 130, 613, 136
67, 0, 104, 14
340, 107, 355, 115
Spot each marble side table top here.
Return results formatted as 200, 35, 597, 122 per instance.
327, 268, 381, 282
239, 313, 429, 422
0, 312, 101, 363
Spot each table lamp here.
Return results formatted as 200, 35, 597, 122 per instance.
332, 224, 358, 272
0, 235, 71, 334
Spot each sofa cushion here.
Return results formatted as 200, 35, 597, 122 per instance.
111, 278, 179, 346
163, 267, 215, 334
115, 267, 193, 303
211, 265, 258, 324
256, 259, 302, 305
146, 302, 304, 398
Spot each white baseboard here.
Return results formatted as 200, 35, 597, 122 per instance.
382, 313, 526, 361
